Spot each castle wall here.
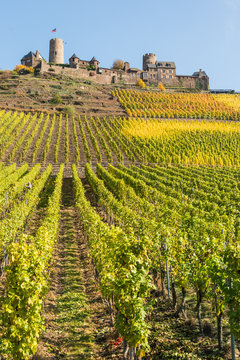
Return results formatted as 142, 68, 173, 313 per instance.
39, 62, 208, 90
40, 62, 140, 85
176, 76, 209, 90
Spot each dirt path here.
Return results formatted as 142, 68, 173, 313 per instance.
34, 178, 116, 359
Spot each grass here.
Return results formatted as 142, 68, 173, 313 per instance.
55, 211, 96, 358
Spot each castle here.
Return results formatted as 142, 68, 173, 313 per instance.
21, 38, 209, 90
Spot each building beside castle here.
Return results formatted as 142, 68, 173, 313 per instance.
21, 50, 45, 67
21, 39, 209, 90
142, 53, 209, 89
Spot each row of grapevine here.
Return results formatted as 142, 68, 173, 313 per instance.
96, 163, 240, 350
78, 116, 92, 161
54, 113, 62, 162
0, 110, 127, 164
43, 114, 56, 162
32, 114, 50, 162
90, 117, 113, 162
1, 165, 64, 359
82, 115, 101, 161
72, 116, 80, 163
0, 164, 41, 218
0, 164, 51, 261
113, 89, 240, 120
73, 164, 152, 358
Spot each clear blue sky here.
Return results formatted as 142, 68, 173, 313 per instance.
1, 0, 240, 90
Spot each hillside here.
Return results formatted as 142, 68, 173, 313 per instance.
0, 87, 239, 360
0, 72, 126, 117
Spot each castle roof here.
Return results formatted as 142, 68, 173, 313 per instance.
192, 70, 207, 77
129, 68, 141, 72
147, 61, 176, 69
91, 56, 98, 62
21, 51, 36, 60
21, 51, 44, 61
157, 61, 176, 68
70, 53, 79, 59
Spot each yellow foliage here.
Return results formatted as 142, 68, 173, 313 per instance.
112, 59, 124, 70
14, 65, 34, 74
136, 79, 146, 88
158, 83, 165, 91
120, 117, 240, 166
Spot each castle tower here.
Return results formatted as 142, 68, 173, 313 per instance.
49, 38, 64, 64
143, 53, 157, 71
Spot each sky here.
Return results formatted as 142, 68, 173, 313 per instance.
1, 0, 240, 90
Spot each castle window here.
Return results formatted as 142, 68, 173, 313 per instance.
55, 51, 57, 55
162, 69, 165, 73
169, 75, 172, 79
163, 75, 166, 79
169, 70, 172, 74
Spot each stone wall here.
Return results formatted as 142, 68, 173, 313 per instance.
39, 62, 208, 90
176, 75, 209, 90
40, 62, 140, 85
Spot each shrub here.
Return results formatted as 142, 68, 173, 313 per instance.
136, 79, 146, 88
0, 85, 10, 90
63, 105, 75, 117
14, 65, 34, 74
87, 64, 96, 71
51, 93, 62, 104
203, 321, 213, 336
50, 85, 62, 90
158, 83, 166, 91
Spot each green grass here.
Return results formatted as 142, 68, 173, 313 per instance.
53, 210, 97, 359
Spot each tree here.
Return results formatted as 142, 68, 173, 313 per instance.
112, 59, 124, 70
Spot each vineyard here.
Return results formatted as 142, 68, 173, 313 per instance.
0, 89, 240, 360
113, 90, 240, 120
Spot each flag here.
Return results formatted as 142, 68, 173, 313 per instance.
51, 28, 56, 32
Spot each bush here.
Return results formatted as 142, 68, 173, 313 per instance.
51, 93, 62, 104
0, 85, 10, 90
136, 79, 146, 88
50, 85, 62, 90
158, 83, 166, 91
203, 321, 213, 336
87, 64, 96, 71
63, 105, 75, 117
14, 65, 34, 74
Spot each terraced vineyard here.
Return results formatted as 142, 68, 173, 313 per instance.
0, 90, 240, 360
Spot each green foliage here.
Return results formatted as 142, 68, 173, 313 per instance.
51, 93, 62, 104
1, 165, 64, 359
195, 80, 203, 91
63, 105, 75, 117
73, 164, 153, 352
87, 64, 96, 71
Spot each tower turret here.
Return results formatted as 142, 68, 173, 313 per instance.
143, 53, 157, 71
49, 38, 64, 64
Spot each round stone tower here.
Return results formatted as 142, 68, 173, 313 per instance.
49, 38, 64, 64
143, 53, 157, 71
